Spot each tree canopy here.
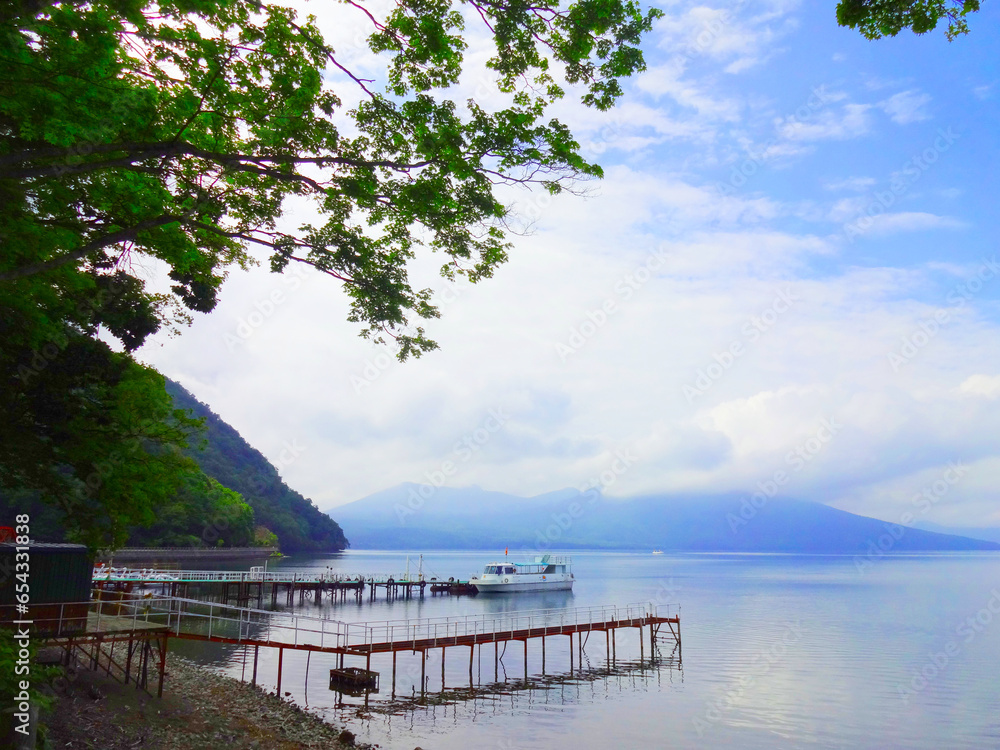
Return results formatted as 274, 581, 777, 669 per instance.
837, 0, 981, 40
0, 0, 659, 547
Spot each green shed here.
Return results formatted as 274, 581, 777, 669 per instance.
0, 542, 92, 635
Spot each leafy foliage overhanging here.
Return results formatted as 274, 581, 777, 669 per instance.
836, 0, 981, 40
0, 0, 658, 548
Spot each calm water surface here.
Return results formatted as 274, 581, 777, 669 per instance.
171, 550, 1000, 749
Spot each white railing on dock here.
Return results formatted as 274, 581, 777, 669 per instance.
71, 594, 677, 653
87, 594, 353, 650
91, 568, 417, 584
345, 602, 678, 650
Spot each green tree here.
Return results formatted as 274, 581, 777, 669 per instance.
1, 0, 658, 547
837, 0, 981, 40
2, 0, 660, 354
0, 331, 201, 550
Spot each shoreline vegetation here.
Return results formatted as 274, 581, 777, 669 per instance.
95, 546, 281, 562
44, 652, 373, 750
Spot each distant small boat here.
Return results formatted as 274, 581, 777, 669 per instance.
652, 550, 663, 555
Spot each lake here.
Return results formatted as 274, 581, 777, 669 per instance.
171, 550, 1000, 749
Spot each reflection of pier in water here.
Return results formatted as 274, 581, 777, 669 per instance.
340, 643, 683, 710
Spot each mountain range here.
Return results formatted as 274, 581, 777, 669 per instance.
328, 483, 1000, 553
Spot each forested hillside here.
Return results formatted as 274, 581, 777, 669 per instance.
165, 380, 348, 552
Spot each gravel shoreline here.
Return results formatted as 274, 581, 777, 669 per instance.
44, 651, 378, 750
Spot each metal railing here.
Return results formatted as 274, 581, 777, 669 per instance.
345, 602, 677, 650
19, 594, 677, 654
91, 568, 417, 584
90, 593, 352, 649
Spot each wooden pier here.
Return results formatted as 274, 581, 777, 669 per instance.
91, 567, 467, 607
2, 599, 171, 698
83, 593, 680, 699
19, 592, 681, 707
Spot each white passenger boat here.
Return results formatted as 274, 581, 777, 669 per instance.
471, 555, 573, 593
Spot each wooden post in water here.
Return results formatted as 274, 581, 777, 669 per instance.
469, 644, 474, 686
251, 645, 259, 686
568, 633, 573, 672
611, 628, 616, 663
277, 647, 284, 696
541, 636, 546, 676
420, 649, 426, 694
441, 646, 446, 690
157, 634, 168, 698
391, 651, 397, 697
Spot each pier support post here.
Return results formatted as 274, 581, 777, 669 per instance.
252, 645, 259, 686
420, 650, 426, 694
612, 629, 616, 663
441, 647, 446, 690
568, 633, 573, 672
277, 647, 284, 696
157, 634, 168, 698
469, 645, 474, 687
639, 625, 644, 662
541, 636, 546, 675
392, 651, 397, 698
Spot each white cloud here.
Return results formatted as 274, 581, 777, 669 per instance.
852, 212, 966, 236
878, 90, 932, 124
958, 374, 1000, 399
825, 177, 877, 192
777, 103, 872, 141
972, 84, 994, 100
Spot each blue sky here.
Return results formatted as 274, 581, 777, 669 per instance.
138, 1, 1000, 529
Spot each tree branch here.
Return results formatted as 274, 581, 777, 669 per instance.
0, 214, 185, 282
